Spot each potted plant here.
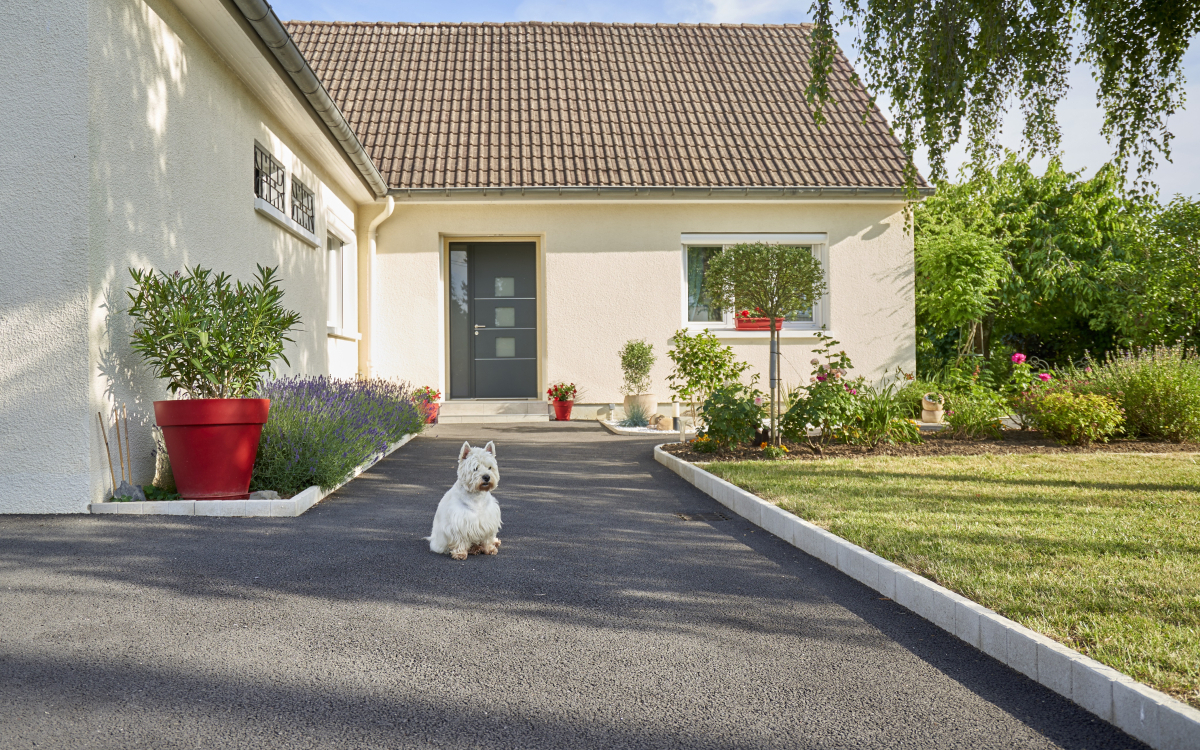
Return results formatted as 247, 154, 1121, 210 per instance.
414, 386, 441, 424
546, 382, 577, 420
734, 308, 787, 330
922, 392, 945, 423
619, 339, 657, 417
127, 264, 301, 500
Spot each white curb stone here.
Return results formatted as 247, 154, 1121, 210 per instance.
89, 433, 419, 519
654, 444, 1200, 750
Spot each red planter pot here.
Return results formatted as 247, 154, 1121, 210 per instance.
422, 402, 440, 424
735, 317, 786, 331
154, 399, 270, 500
552, 399, 574, 421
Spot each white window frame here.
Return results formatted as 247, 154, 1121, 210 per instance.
680, 233, 829, 333
325, 216, 360, 341
327, 234, 344, 329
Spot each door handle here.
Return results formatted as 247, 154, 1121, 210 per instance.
474, 324, 486, 328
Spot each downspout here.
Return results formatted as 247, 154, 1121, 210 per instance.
359, 197, 394, 378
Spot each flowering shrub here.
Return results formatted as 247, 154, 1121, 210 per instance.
1067, 347, 1200, 442
1030, 392, 1124, 445
781, 333, 865, 443
546, 382, 577, 401
251, 376, 423, 495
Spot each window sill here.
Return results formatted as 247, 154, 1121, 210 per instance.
327, 326, 362, 341
255, 197, 319, 247
686, 327, 830, 342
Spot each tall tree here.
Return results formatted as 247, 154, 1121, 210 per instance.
808, 0, 1199, 189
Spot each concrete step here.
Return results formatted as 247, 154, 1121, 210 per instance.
437, 400, 551, 423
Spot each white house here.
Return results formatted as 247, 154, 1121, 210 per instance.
0, 0, 928, 513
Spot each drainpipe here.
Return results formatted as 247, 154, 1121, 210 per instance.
359, 197, 394, 378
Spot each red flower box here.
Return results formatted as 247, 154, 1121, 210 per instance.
735, 317, 786, 330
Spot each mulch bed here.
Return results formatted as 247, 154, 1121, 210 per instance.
660, 429, 1200, 463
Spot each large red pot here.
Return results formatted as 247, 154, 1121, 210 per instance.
552, 399, 574, 421
422, 402, 440, 424
154, 399, 270, 500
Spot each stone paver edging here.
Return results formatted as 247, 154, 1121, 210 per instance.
654, 444, 1200, 750
89, 433, 419, 518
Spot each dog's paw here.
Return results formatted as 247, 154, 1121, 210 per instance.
467, 544, 484, 555
493, 538, 501, 547
450, 549, 468, 561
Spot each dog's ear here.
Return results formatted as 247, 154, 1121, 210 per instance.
483, 441, 496, 456
459, 441, 473, 461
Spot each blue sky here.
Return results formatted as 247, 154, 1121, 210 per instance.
271, 0, 1199, 197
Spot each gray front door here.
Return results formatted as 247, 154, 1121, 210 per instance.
448, 242, 538, 399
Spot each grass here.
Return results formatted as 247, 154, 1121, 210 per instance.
705, 452, 1200, 709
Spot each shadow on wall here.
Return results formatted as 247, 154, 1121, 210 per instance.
89, 0, 329, 494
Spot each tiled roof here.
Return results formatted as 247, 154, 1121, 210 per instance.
284, 21, 920, 191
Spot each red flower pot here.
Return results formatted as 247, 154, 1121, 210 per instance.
422, 402, 440, 424
552, 399, 574, 421
735, 317, 786, 330
154, 399, 270, 500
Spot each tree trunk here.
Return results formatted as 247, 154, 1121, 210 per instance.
770, 325, 779, 446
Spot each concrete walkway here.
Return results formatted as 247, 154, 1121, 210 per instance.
0, 423, 1145, 749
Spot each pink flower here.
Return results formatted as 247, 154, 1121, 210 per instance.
1038, 373, 1051, 382
1085, 367, 1092, 373
816, 375, 826, 382
1011, 353, 1026, 364
849, 389, 858, 395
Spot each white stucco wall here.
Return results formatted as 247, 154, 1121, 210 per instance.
1, 0, 363, 513
371, 200, 915, 406
0, 0, 93, 513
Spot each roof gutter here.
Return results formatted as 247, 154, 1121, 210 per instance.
232, 0, 390, 198
388, 185, 935, 200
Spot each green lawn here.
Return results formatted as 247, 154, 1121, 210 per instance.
706, 453, 1200, 709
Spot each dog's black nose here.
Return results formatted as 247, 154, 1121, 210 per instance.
482, 474, 491, 482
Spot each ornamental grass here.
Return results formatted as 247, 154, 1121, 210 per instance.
251, 376, 423, 496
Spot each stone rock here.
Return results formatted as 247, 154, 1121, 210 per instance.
249, 490, 281, 500
114, 481, 145, 502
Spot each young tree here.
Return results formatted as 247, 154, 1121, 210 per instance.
667, 329, 753, 436
702, 243, 826, 446
915, 218, 1007, 358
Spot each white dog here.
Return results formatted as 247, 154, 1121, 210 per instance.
427, 441, 502, 560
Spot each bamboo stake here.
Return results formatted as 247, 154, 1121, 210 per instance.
113, 407, 126, 485
122, 404, 132, 485
98, 412, 116, 493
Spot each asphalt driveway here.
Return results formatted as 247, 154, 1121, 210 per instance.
0, 423, 1146, 749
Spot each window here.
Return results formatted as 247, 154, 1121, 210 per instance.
682, 236, 825, 330
254, 145, 285, 212
291, 178, 315, 233
327, 235, 343, 328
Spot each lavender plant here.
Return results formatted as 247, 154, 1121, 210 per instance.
251, 376, 423, 495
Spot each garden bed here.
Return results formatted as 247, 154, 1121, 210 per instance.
660, 429, 1199, 463
702, 451, 1200, 710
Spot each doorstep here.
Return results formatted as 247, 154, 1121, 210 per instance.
88, 433, 419, 518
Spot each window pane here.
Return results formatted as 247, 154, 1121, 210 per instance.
291, 178, 315, 233
495, 277, 514, 297
496, 337, 516, 357
449, 247, 471, 398
687, 247, 723, 322
785, 245, 815, 322
494, 307, 515, 327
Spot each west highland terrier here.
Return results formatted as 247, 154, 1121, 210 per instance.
427, 441, 502, 560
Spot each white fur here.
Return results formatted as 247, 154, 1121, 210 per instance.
426, 441, 502, 560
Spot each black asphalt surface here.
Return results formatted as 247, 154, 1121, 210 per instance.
0, 423, 1148, 749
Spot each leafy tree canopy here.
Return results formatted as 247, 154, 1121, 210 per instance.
808, 0, 1200, 189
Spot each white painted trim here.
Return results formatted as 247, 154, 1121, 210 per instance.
89, 433, 419, 517
680, 232, 828, 245
255, 197, 319, 247
325, 211, 355, 245
653, 445, 1200, 750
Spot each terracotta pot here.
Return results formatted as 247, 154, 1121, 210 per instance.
735, 317, 786, 331
552, 399, 574, 421
623, 394, 658, 417
922, 408, 944, 424
921, 393, 945, 411
154, 399, 269, 500
422, 402, 440, 424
